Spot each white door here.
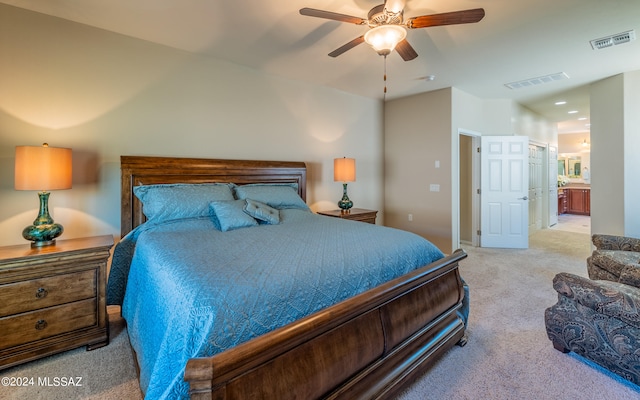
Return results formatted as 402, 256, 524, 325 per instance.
480, 136, 529, 248
528, 144, 544, 232
548, 146, 559, 226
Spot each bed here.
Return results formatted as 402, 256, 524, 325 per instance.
108, 155, 468, 399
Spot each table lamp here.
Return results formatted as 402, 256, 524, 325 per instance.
334, 157, 355, 213
15, 143, 72, 247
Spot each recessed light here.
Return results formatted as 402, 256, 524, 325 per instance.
578, 117, 587, 121
555, 101, 567, 105
568, 110, 578, 114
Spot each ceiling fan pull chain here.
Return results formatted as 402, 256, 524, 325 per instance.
383, 55, 387, 99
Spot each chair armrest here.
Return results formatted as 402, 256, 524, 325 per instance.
592, 234, 640, 251
620, 263, 640, 288
589, 250, 640, 288
553, 272, 640, 327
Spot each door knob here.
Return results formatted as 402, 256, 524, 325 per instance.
518, 196, 528, 200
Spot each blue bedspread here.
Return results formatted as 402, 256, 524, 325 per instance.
107, 209, 444, 399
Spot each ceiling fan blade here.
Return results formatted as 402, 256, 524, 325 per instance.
299, 8, 367, 25
395, 39, 418, 61
407, 8, 485, 29
328, 36, 365, 57
384, 0, 406, 14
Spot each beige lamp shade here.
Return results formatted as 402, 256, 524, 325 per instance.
15, 144, 72, 191
334, 157, 356, 182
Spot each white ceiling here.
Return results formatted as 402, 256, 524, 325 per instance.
3, 0, 640, 134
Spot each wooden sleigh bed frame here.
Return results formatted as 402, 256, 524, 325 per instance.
120, 155, 468, 400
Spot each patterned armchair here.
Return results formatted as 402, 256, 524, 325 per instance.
546, 234, 640, 384
545, 272, 640, 384
587, 234, 640, 287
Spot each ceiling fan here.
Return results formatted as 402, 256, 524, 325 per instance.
300, 0, 485, 61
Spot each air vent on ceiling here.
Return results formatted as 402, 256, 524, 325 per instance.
504, 72, 570, 90
590, 30, 636, 50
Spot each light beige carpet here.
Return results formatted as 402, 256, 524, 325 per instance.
397, 229, 640, 400
3, 229, 640, 399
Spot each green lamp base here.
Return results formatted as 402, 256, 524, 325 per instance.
23, 192, 64, 247
337, 183, 353, 212
22, 223, 64, 247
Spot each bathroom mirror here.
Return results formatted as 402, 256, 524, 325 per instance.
558, 160, 566, 176
567, 156, 581, 177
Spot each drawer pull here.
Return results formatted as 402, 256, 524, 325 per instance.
35, 287, 48, 299
35, 319, 48, 330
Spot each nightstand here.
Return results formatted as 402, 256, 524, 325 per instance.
317, 208, 378, 224
0, 235, 114, 370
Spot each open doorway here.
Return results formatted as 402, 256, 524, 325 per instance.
459, 134, 557, 248
459, 132, 480, 247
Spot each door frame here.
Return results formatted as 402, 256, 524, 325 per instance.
548, 145, 559, 227
453, 133, 552, 250
454, 128, 481, 250
529, 139, 551, 230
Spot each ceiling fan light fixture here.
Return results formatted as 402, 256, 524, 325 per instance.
364, 25, 406, 56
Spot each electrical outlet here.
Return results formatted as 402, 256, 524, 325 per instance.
408, 213, 413, 222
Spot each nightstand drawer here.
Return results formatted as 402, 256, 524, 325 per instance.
0, 298, 97, 350
0, 269, 96, 317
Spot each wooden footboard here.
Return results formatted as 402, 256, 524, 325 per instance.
185, 249, 467, 400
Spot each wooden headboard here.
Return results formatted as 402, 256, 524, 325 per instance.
120, 156, 307, 237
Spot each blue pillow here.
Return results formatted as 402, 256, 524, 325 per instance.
209, 200, 258, 231
234, 183, 309, 211
134, 183, 235, 223
243, 199, 280, 225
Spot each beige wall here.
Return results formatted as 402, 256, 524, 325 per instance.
513, 103, 558, 144
384, 89, 453, 252
624, 71, 640, 237
590, 71, 640, 237
558, 133, 591, 154
385, 87, 557, 253
0, 5, 384, 246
